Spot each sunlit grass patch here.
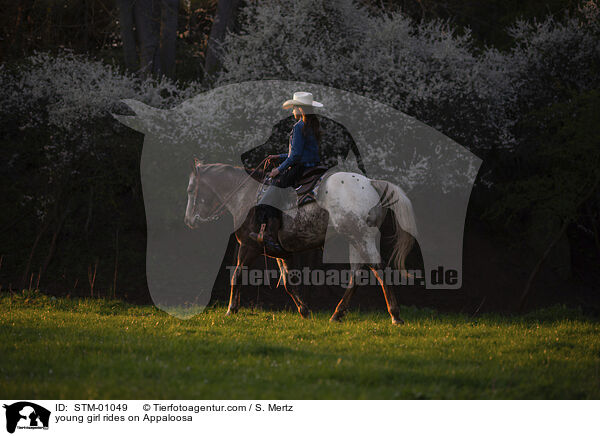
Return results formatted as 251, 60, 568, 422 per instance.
1, 291, 599, 399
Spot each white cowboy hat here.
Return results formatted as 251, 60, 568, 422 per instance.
282, 91, 324, 110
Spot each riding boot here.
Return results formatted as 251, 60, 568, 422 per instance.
249, 215, 287, 255
263, 215, 287, 255
262, 215, 280, 244
249, 205, 268, 243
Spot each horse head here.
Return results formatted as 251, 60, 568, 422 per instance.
184, 159, 223, 228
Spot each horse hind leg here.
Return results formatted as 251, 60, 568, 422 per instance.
370, 263, 404, 325
329, 268, 359, 322
330, 244, 364, 323
355, 235, 403, 324
276, 258, 310, 319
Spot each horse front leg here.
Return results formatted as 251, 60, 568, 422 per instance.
276, 258, 310, 319
226, 243, 258, 316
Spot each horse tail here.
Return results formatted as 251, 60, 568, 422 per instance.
370, 180, 418, 271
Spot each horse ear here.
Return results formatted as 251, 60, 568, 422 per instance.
193, 158, 202, 172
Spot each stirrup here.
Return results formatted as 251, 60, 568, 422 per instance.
257, 223, 266, 244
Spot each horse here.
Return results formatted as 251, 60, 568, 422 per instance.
184, 162, 418, 325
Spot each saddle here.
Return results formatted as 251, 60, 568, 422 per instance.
293, 165, 329, 207
256, 165, 329, 209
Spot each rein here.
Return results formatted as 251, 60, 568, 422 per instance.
195, 157, 270, 222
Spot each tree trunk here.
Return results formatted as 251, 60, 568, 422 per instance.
117, 0, 179, 77
518, 219, 570, 312
21, 219, 50, 289
113, 227, 120, 299
134, 0, 162, 76
518, 176, 600, 312
204, 0, 241, 75
116, 0, 138, 71
40, 207, 70, 281
160, 0, 179, 78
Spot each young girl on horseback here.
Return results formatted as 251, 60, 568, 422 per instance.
249, 91, 323, 253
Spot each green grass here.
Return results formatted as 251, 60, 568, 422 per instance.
1, 291, 599, 399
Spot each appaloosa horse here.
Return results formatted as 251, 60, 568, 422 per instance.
185, 162, 417, 325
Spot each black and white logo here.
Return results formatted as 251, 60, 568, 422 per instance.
3, 402, 50, 434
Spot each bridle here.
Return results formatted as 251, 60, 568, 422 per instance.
190, 157, 270, 223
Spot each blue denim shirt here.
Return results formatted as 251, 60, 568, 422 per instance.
277, 120, 320, 172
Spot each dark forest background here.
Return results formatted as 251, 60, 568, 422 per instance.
1, 0, 598, 314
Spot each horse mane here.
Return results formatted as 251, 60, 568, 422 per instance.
195, 162, 245, 181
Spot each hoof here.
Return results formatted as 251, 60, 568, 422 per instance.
298, 306, 311, 319
225, 309, 237, 317
392, 317, 405, 325
329, 313, 344, 323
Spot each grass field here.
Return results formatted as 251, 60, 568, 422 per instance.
1, 291, 599, 399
